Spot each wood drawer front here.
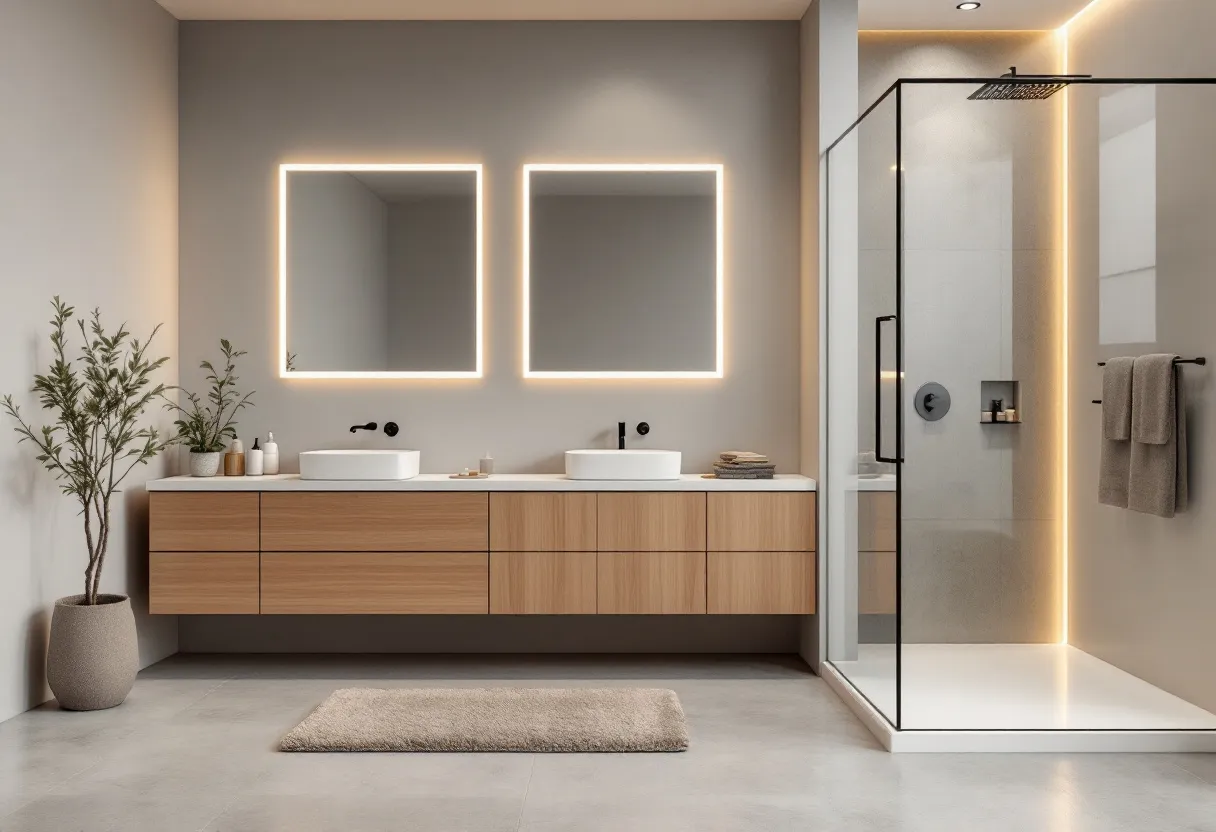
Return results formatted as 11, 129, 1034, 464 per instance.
260, 552, 488, 614
859, 550, 896, 615
597, 494, 706, 552
707, 552, 815, 614
149, 552, 259, 614
490, 552, 596, 614
859, 493, 896, 552
490, 493, 596, 552
149, 492, 259, 552
260, 493, 488, 551
707, 493, 815, 552
597, 551, 706, 614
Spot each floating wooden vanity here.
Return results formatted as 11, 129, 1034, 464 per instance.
147, 475, 816, 616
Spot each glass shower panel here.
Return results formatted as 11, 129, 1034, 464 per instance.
826, 91, 901, 727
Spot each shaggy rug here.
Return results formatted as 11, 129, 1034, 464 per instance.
280, 687, 689, 752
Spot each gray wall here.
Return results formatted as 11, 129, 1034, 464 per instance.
179, 21, 801, 475
288, 172, 390, 372
387, 198, 478, 372
0, 0, 178, 722
859, 32, 1061, 643
530, 195, 717, 373
178, 21, 801, 653
1069, 0, 1216, 713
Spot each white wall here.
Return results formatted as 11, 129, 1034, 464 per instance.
0, 0, 179, 722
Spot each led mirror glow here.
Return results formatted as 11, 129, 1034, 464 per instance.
278, 163, 484, 379
522, 163, 725, 379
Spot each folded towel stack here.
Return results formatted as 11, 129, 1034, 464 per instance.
713, 451, 776, 480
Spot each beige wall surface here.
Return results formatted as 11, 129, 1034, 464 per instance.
178, 21, 802, 478
0, 0, 179, 722
1068, 0, 1216, 713
858, 32, 1062, 644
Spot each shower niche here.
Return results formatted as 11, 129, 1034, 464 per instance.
979, 379, 1021, 425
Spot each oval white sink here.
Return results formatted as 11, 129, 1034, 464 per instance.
565, 449, 682, 481
299, 449, 420, 481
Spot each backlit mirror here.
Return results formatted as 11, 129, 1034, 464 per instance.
280, 164, 482, 378
523, 164, 723, 378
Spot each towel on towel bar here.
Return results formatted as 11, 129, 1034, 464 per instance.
1099, 357, 1134, 508
1128, 354, 1188, 518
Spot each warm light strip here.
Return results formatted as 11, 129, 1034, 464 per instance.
521, 163, 726, 380
278, 163, 484, 380
1061, 0, 1109, 33
1059, 29, 1071, 645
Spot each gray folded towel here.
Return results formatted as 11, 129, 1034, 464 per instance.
1128, 355, 1188, 517
1099, 357, 1135, 508
1102, 357, 1134, 440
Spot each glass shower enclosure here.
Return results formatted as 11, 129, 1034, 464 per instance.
823, 75, 1216, 738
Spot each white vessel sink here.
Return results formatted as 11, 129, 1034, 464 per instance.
299, 449, 421, 481
565, 449, 682, 481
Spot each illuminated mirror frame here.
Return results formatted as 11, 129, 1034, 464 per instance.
278, 163, 484, 379
522, 163, 725, 379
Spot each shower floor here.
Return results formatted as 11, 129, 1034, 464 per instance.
831, 643, 1216, 732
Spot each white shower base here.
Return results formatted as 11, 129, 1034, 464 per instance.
826, 644, 1216, 752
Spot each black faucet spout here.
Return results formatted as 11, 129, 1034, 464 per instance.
618, 422, 626, 450
350, 422, 377, 433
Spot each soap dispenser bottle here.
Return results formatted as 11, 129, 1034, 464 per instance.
245, 437, 264, 476
263, 431, 280, 475
224, 437, 245, 476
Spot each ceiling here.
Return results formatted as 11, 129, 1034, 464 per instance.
858, 0, 1093, 31
155, 0, 1094, 29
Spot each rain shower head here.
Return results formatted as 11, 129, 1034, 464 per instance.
968, 67, 1092, 101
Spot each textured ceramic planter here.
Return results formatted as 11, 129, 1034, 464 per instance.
46, 594, 138, 711
189, 451, 222, 477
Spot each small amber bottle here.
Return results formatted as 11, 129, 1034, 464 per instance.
224, 437, 246, 476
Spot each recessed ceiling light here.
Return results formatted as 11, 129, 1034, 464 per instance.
957, 2, 982, 9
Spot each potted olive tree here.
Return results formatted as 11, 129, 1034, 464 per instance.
167, 339, 254, 476
2, 299, 170, 711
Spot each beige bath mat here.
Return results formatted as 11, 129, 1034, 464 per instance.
280, 687, 689, 752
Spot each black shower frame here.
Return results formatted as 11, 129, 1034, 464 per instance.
824, 76, 1216, 733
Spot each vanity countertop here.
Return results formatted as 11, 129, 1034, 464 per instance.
147, 473, 817, 492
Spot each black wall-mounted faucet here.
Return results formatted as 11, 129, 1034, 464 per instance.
350, 422, 377, 433
618, 421, 651, 449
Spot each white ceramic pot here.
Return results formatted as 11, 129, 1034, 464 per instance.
189, 451, 222, 477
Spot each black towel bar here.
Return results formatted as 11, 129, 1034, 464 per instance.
1092, 356, 1206, 402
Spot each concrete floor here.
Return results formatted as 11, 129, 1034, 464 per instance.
0, 655, 1214, 831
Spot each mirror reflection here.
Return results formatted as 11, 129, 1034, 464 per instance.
282, 165, 481, 377
525, 165, 723, 378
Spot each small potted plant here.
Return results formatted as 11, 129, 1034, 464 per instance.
2, 298, 171, 711
168, 339, 255, 476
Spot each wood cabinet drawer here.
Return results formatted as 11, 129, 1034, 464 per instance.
597, 551, 706, 614
260, 493, 488, 551
707, 551, 815, 614
490, 493, 596, 551
260, 552, 488, 614
859, 493, 896, 552
707, 493, 815, 552
597, 494, 705, 552
859, 550, 896, 614
149, 493, 259, 552
149, 552, 259, 614
490, 552, 597, 614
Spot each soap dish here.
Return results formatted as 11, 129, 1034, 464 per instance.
449, 472, 490, 480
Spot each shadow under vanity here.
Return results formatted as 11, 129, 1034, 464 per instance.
146, 477, 816, 617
